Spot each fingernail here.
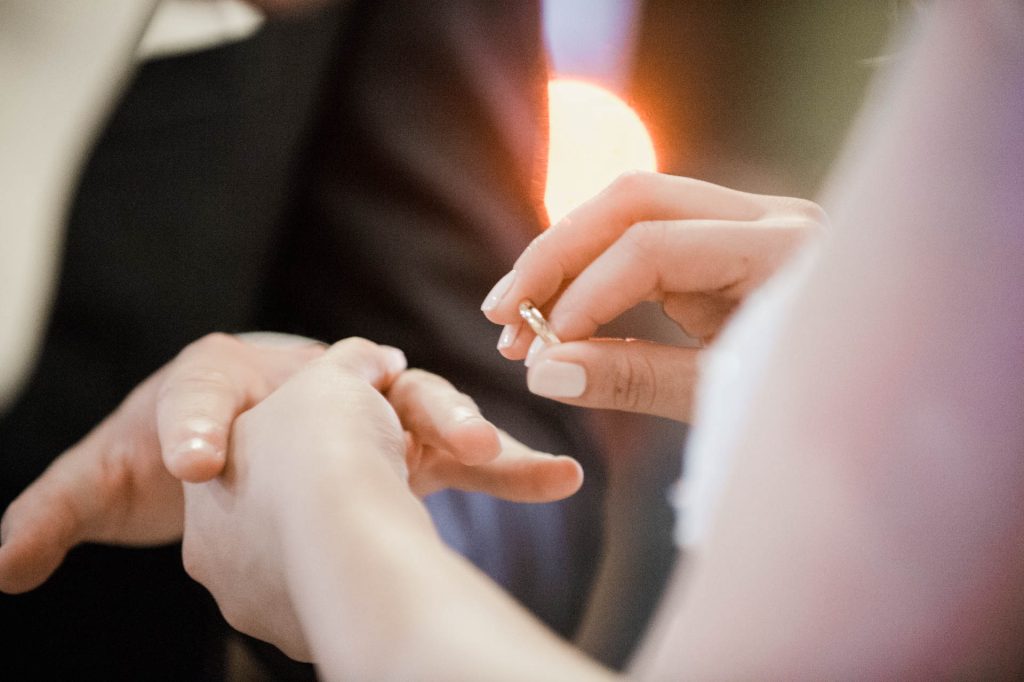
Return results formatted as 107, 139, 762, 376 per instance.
481, 271, 516, 312
183, 417, 221, 437
172, 437, 220, 463
497, 322, 521, 350
528, 360, 587, 398
381, 346, 408, 375
524, 336, 546, 368
453, 406, 482, 423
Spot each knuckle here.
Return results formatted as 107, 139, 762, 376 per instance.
549, 305, 600, 342
189, 332, 239, 357
158, 367, 235, 403
623, 220, 667, 255
611, 349, 658, 413
621, 221, 669, 275
607, 169, 651, 197
338, 336, 373, 350
325, 336, 378, 360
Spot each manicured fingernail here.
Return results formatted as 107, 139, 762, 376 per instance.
497, 322, 521, 350
481, 271, 516, 312
524, 336, 547, 368
528, 360, 587, 398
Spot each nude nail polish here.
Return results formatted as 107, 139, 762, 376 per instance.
528, 360, 587, 398
497, 322, 520, 350
481, 270, 516, 312
524, 336, 546, 367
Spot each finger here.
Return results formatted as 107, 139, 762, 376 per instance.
418, 431, 584, 502
481, 172, 768, 326
663, 293, 738, 344
496, 320, 524, 354
525, 339, 700, 421
498, 280, 572, 361
319, 338, 407, 390
158, 335, 326, 482
157, 334, 249, 482
543, 219, 804, 345
387, 370, 501, 465
0, 449, 98, 593
404, 430, 423, 473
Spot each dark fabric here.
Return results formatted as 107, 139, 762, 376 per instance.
260, 0, 605, 639
0, 8, 347, 680
630, 0, 892, 197
1, 2, 608, 679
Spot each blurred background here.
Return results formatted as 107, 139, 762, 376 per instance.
545, 0, 908, 202
0, 1, 911, 680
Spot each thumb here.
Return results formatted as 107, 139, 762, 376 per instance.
0, 450, 95, 594
318, 338, 408, 390
525, 339, 700, 421
157, 334, 324, 483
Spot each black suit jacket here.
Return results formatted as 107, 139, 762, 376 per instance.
0, 3, 610, 678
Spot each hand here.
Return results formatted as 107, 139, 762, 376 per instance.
181, 339, 584, 661
388, 369, 583, 502
0, 333, 323, 594
481, 171, 825, 420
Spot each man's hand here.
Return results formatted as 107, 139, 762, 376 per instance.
182, 339, 585, 661
1, 330, 582, 599
0, 333, 324, 594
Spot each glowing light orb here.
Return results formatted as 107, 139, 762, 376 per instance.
544, 78, 657, 225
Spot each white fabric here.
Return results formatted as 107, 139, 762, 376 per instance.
0, 0, 159, 409
137, 0, 264, 60
674, 242, 820, 549
0, 0, 263, 409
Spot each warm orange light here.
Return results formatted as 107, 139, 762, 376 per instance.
544, 78, 657, 225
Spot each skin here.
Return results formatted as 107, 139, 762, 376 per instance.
0, 332, 322, 594
171, 180, 824, 677
482, 171, 824, 420
0, 334, 582, 595
3, 2, 1020, 678
180, 4, 1024, 678
181, 339, 616, 677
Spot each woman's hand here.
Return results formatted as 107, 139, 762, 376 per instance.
0, 329, 581, 597
481, 171, 825, 421
181, 339, 584, 662
182, 338, 407, 662
387, 369, 583, 502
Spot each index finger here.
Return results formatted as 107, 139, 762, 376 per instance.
385, 369, 501, 465
481, 172, 766, 327
545, 218, 806, 343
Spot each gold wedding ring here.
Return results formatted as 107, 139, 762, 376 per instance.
518, 300, 561, 345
